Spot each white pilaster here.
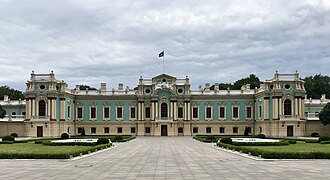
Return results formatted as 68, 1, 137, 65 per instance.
187, 102, 191, 121
174, 102, 177, 120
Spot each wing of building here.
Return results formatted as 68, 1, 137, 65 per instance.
0, 71, 329, 137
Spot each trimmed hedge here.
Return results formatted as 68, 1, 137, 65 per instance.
14, 140, 28, 144
0, 144, 111, 159
311, 132, 319, 137
61, 133, 70, 139
0, 141, 14, 144
220, 137, 233, 144
97, 138, 110, 144
305, 139, 319, 143
321, 141, 330, 144
42, 141, 110, 146
231, 140, 289, 146
288, 140, 297, 144
2, 136, 15, 142
319, 136, 330, 142
255, 134, 266, 139
193, 136, 218, 143
217, 142, 330, 159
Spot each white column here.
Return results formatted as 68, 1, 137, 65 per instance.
170, 102, 174, 119
187, 102, 191, 121
151, 102, 155, 120
302, 98, 305, 118
47, 99, 51, 117
138, 103, 141, 120
52, 99, 56, 120
298, 98, 302, 117
272, 98, 275, 119
264, 100, 269, 120
141, 103, 144, 120
60, 99, 65, 120
32, 99, 35, 117
26, 99, 30, 119
274, 98, 278, 119
279, 98, 282, 117
155, 102, 158, 119
295, 99, 298, 116
184, 103, 187, 120
174, 102, 177, 120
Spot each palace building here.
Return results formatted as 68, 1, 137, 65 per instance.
0, 71, 329, 137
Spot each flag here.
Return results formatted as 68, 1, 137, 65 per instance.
159, 51, 164, 57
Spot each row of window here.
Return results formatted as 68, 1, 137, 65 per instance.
193, 127, 250, 134
76, 106, 254, 120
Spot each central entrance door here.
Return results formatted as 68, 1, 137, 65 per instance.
287, 126, 294, 137
161, 125, 168, 136
37, 126, 43, 137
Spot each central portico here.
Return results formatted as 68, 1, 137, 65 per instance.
136, 74, 191, 136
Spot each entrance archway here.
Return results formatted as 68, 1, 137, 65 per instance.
161, 103, 168, 118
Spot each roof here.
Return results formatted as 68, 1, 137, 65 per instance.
0, 100, 26, 106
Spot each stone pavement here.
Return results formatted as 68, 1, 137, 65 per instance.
0, 136, 329, 179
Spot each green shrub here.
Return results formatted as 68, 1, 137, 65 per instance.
288, 140, 297, 144
61, 133, 70, 139
220, 137, 232, 144
2, 135, 15, 142
318, 136, 330, 142
232, 140, 289, 146
305, 139, 319, 143
14, 140, 28, 143
0, 141, 14, 144
114, 135, 123, 141
321, 141, 330, 144
34, 140, 43, 144
255, 134, 266, 139
10, 133, 18, 137
311, 132, 319, 137
205, 135, 217, 142
97, 138, 109, 144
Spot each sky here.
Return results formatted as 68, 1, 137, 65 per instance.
0, 0, 330, 91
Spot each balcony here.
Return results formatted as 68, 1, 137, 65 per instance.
280, 115, 300, 120
155, 117, 173, 122
30, 116, 51, 121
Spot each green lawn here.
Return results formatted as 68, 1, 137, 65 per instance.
0, 141, 110, 159
242, 142, 330, 153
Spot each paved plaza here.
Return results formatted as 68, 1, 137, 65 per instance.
0, 137, 329, 179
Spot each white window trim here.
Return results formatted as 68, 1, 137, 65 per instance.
246, 106, 253, 120
116, 106, 123, 121
177, 106, 184, 120
145, 106, 151, 120
103, 106, 110, 121
205, 106, 213, 121
67, 106, 71, 120
129, 106, 137, 121
219, 127, 225, 133
218, 106, 226, 121
90, 106, 97, 121
76, 106, 83, 121
192, 106, 199, 121
232, 106, 240, 121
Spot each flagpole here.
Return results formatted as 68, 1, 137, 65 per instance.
162, 53, 164, 74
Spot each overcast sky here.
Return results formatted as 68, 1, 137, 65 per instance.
0, 0, 329, 91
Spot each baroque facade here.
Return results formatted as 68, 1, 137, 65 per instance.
1, 71, 329, 137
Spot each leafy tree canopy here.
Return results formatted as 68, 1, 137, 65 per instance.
211, 74, 261, 90
0, 86, 24, 100
0, 104, 5, 118
304, 74, 330, 99
319, 103, 330, 126
77, 85, 97, 90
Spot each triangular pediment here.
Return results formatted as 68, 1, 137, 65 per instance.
152, 74, 176, 81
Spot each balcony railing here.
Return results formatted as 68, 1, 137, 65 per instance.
30, 116, 51, 121
155, 117, 173, 122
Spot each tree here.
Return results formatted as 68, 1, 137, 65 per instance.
77, 85, 97, 90
304, 74, 330, 99
0, 104, 6, 119
319, 103, 330, 125
232, 74, 261, 90
0, 86, 24, 100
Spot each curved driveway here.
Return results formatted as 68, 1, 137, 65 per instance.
0, 137, 329, 179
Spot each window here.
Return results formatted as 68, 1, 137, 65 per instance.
104, 127, 109, 133
284, 99, 292, 116
67, 106, 70, 118
117, 127, 122, 133
206, 107, 212, 119
90, 107, 96, 119
206, 127, 211, 133
315, 112, 319, 118
77, 107, 83, 119
145, 127, 151, 133
233, 127, 238, 133
178, 127, 183, 133
220, 127, 225, 133
246, 107, 252, 118
131, 127, 136, 133
130, 107, 136, 119
78, 127, 83, 133
178, 107, 183, 118
219, 107, 225, 118
91, 127, 96, 134
67, 127, 70, 133
104, 107, 110, 119
233, 107, 238, 118
22, 112, 26, 116
193, 127, 198, 133
258, 106, 262, 118
161, 103, 167, 117
193, 107, 198, 118
11, 111, 16, 116
39, 100, 46, 117
145, 107, 151, 118
246, 127, 251, 134
305, 111, 308, 117
117, 107, 123, 118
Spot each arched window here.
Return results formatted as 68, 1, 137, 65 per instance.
284, 99, 292, 116
39, 100, 46, 117
161, 103, 168, 118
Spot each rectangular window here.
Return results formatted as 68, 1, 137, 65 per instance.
145, 127, 150, 133
78, 127, 83, 133
131, 127, 136, 133
219, 107, 225, 118
246, 107, 252, 118
145, 107, 151, 118
206, 107, 212, 118
233, 107, 238, 118
178, 107, 183, 118
67, 106, 70, 118
77, 107, 83, 119
104, 127, 109, 133
193, 127, 198, 133
178, 127, 183, 133
233, 127, 238, 133
67, 127, 70, 133
130, 107, 136, 119
193, 107, 198, 118
91, 127, 96, 134
220, 127, 225, 133
117, 127, 122, 133
91, 107, 96, 119
259, 106, 262, 118
305, 111, 308, 117
104, 107, 110, 119
206, 127, 212, 133
117, 107, 123, 118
